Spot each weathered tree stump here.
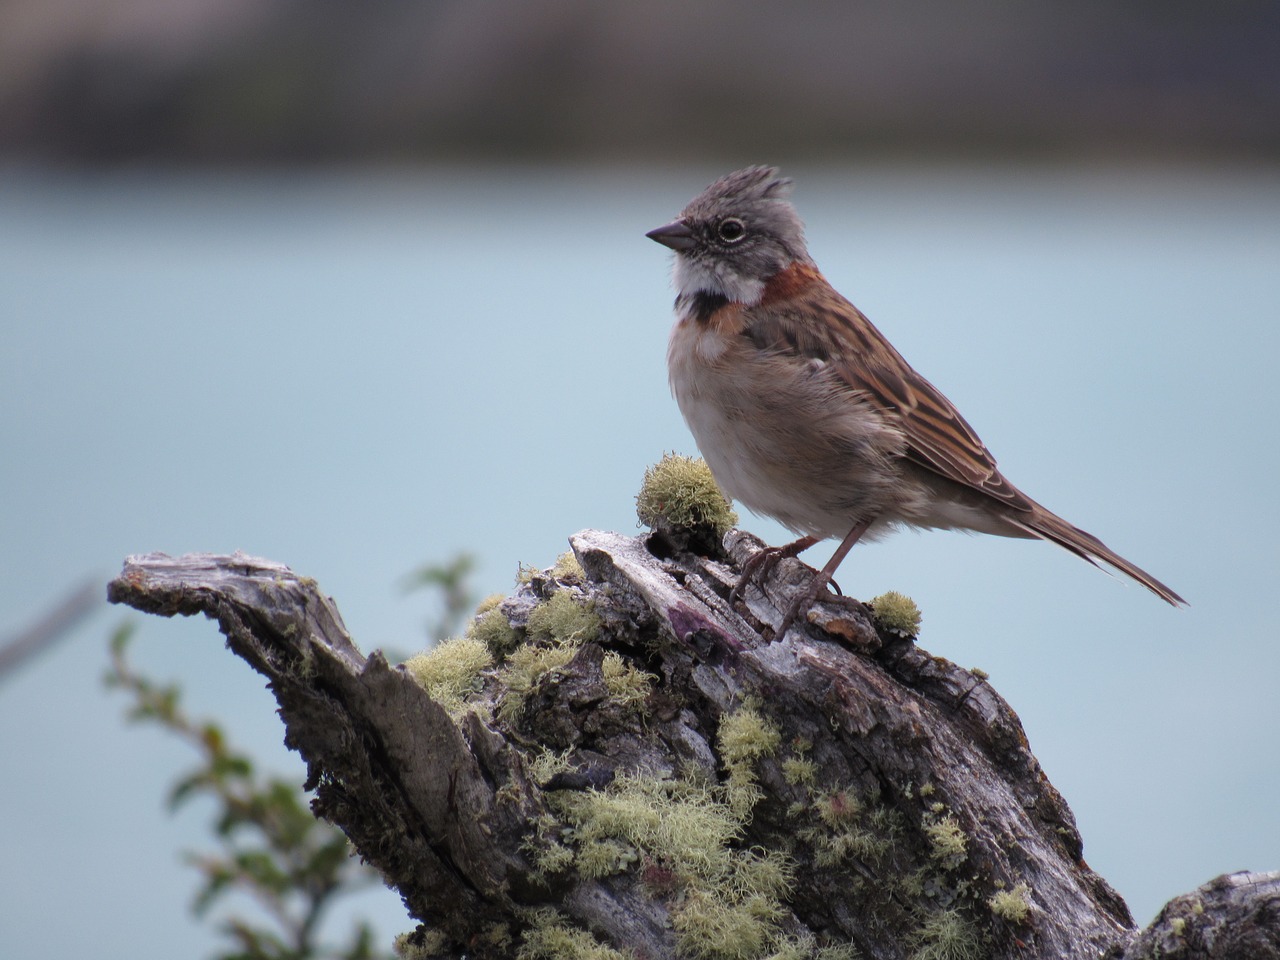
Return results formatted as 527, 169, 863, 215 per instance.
107, 529, 1277, 960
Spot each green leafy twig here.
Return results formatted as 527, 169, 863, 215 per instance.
105, 622, 390, 960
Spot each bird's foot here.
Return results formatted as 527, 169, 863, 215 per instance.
775, 569, 837, 639
730, 535, 819, 605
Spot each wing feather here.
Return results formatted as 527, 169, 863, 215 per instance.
753, 273, 1036, 515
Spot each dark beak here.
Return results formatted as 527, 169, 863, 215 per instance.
646, 219, 696, 251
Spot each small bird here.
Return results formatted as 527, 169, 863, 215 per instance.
647, 165, 1185, 635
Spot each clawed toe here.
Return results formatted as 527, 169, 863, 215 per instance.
775, 570, 835, 638
729, 535, 819, 605
728, 529, 867, 640
729, 549, 781, 604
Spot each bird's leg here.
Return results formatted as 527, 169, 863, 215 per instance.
730, 535, 819, 605
776, 518, 873, 639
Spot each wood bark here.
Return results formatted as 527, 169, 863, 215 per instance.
106, 530, 1278, 960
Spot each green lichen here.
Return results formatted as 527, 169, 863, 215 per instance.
924, 815, 968, 871
551, 551, 585, 582
547, 770, 795, 959
530, 836, 576, 877
672, 888, 783, 960
719, 704, 781, 818
581, 836, 641, 878
798, 789, 893, 868
987, 882, 1031, 923
494, 590, 600, 720
402, 636, 493, 715
555, 775, 741, 879
393, 928, 448, 960
781, 756, 816, 786
908, 909, 984, 960
497, 640, 582, 721
870, 591, 922, 637
636, 453, 738, 538
761, 935, 861, 960
517, 909, 628, 960
468, 606, 521, 659
528, 748, 577, 784
719, 705, 782, 768
896, 867, 927, 901
527, 589, 601, 643
601, 651, 655, 709
815, 790, 862, 827
521, 811, 576, 879
814, 946, 862, 960
475, 592, 505, 615
781, 739, 817, 788
763, 934, 815, 960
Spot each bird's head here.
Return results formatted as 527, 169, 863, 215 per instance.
646, 165, 813, 305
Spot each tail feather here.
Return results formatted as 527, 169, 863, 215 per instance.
1008, 509, 1187, 607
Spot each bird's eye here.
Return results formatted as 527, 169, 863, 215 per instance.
717, 218, 746, 243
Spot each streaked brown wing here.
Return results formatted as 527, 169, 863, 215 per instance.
812, 285, 1036, 515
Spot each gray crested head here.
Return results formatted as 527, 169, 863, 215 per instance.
646, 165, 813, 306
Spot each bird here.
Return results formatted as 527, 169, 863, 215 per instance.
646, 165, 1185, 637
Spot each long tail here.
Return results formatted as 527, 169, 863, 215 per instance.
1008, 508, 1187, 607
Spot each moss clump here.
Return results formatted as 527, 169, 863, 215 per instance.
468, 606, 521, 659
719, 704, 782, 769
550, 551, 585, 582
393, 928, 448, 960
924, 815, 968, 871
781, 756, 816, 786
494, 590, 600, 720
601, 651, 655, 709
475, 592, 504, 615
814, 946, 862, 960
403, 637, 493, 715
498, 640, 582, 721
988, 882, 1031, 923
908, 909, 984, 960
547, 772, 794, 958
636, 453, 738, 538
804, 789, 893, 868
555, 775, 741, 879
528, 748, 576, 784
815, 789, 862, 827
870, 591, 922, 637
672, 888, 783, 960
718, 703, 781, 817
526, 590, 601, 643
781, 738, 816, 787
528, 835, 577, 877
517, 909, 628, 960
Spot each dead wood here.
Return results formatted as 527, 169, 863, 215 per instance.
106, 530, 1277, 960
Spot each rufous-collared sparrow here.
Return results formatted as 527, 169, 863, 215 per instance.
648, 165, 1185, 636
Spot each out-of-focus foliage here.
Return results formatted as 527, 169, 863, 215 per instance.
103, 553, 481, 958
404, 552, 478, 647
105, 622, 391, 960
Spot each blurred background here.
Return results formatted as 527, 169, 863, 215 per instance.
2, 1, 1278, 957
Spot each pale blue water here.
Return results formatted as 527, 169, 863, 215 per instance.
2, 163, 1278, 956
